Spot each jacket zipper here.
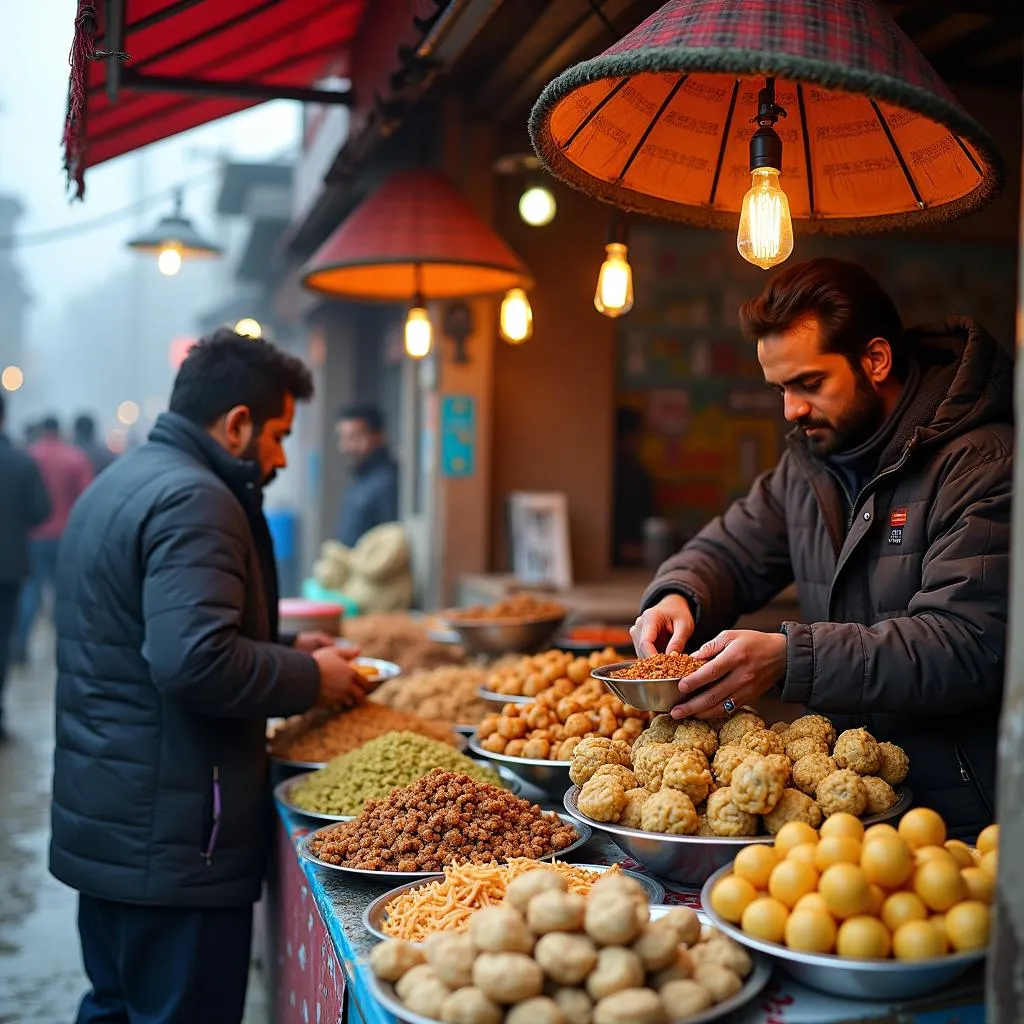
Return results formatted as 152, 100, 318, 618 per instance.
954, 742, 994, 820
201, 766, 221, 865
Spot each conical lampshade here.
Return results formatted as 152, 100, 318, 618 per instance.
127, 191, 221, 258
302, 169, 533, 300
529, 0, 1003, 234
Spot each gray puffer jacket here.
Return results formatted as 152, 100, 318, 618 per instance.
644, 319, 1012, 837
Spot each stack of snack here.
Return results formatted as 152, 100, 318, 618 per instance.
709, 810, 997, 960
570, 711, 910, 836
476, 678, 650, 762
444, 594, 567, 622
371, 869, 755, 1024
308, 769, 579, 872
269, 703, 460, 763
372, 665, 491, 725
341, 612, 467, 671
290, 732, 503, 817
485, 648, 622, 698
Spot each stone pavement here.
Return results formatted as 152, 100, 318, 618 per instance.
0, 624, 271, 1024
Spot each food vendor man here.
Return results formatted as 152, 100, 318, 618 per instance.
632, 258, 1011, 838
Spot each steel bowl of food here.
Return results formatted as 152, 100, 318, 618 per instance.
592, 653, 707, 713
468, 737, 572, 798
440, 595, 568, 656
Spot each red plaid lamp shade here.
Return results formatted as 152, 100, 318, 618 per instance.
529, 0, 1003, 233
302, 169, 533, 300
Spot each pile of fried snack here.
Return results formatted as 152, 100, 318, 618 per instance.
571, 712, 909, 837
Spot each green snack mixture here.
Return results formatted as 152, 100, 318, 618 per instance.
291, 730, 505, 816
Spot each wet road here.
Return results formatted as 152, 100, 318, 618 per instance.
0, 625, 270, 1023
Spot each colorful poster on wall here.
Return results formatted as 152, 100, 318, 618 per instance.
440, 395, 475, 477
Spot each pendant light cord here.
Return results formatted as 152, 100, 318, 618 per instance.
587, 0, 621, 43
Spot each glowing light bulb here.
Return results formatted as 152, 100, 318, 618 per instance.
117, 400, 140, 426
2, 366, 24, 391
737, 167, 794, 270
499, 288, 533, 344
518, 185, 556, 227
404, 306, 432, 359
157, 245, 183, 276
234, 318, 262, 339
594, 242, 634, 317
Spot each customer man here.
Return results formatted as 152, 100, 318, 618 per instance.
0, 393, 50, 737
73, 412, 116, 476
51, 330, 373, 1024
632, 258, 1011, 837
16, 414, 93, 661
335, 402, 399, 546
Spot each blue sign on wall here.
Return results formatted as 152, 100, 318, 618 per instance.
441, 395, 475, 477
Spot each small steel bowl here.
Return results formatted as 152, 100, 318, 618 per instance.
701, 865, 985, 999
591, 660, 687, 713
467, 737, 572, 797
442, 615, 567, 656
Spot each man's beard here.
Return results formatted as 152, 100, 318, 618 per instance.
798, 370, 886, 458
240, 435, 276, 486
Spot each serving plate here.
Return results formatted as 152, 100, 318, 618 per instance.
467, 737, 572, 797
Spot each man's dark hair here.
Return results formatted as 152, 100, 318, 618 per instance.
739, 258, 907, 379
169, 329, 314, 429
337, 403, 385, 433
74, 413, 97, 442
41, 415, 60, 435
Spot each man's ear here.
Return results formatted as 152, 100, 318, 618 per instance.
222, 405, 254, 455
861, 337, 894, 384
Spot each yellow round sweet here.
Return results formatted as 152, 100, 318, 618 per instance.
868, 884, 886, 916
914, 845, 957, 867
741, 896, 789, 943
787, 843, 819, 869
945, 900, 991, 952
768, 860, 820, 909
892, 920, 945, 961
819, 863, 872, 920
913, 859, 966, 912
819, 812, 865, 843
836, 916, 892, 959
977, 824, 999, 856
710, 874, 759, 923
793, 892, 832, 916
944, 840, 975, 869
929, 914, 950, 954
898, 808, 946, 850
814, 835, 862, 872
881, 891, 928, 933
733, 844, 778, 890
980, 850, 998, 879
774, 821, 820, 858
860, 834, 913, 889
862, 823, 900, 846
785, 908, 837, 954
961, 867, 994, 905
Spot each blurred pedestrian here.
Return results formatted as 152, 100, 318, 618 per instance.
334, 402, 399, 546
73, 413, 116, 476
14, 416, 92, 662
0, 393, 50, 736
50, 330, 373, 1024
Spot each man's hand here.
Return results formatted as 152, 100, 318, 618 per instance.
671, 630, 786, 720
630, 594, 695, 658
294, 631, 338, 653
311, 646, 374, 709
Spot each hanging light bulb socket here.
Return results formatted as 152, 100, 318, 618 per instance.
404, 264, 432, 359
737, 78, 794, 270
594, 213, 634, 318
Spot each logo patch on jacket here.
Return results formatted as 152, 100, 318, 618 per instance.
888, 507, 907, 544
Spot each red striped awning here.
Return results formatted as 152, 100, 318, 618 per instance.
63, 0, 367, 198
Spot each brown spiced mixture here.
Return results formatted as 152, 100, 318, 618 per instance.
609, 652, 705, 681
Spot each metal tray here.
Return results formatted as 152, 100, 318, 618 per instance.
274, 762, 523, 824
366, 943, 771, 1024
297, 813, 592, 883
700, 864, 984, 1000
562, 785, 913, 887
467, 737, 572, 797
270, 729, 468, 771
476, 687, 533, 705
361, 864, 665, 942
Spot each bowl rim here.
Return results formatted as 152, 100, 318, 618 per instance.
467, 735, 572, 769
591, 659, 695, 684
441, 612, 568, 628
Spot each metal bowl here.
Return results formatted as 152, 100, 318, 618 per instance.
700, 865, 985, 999
351, 656, 402, 683
270, 729, 468, 772
476, 687, 533, 705
467, 737, 572, 797
441, 615, 567, 656
362, 865, 665, 942
298, 813, 592, 882
591, 660, 689, 713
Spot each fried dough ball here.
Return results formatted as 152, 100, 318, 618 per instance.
632, 742, 675, 791
785, 735, 830, 762
426, 934, 477, 988
694, 814, 715, 836
711, 744, 754, 786
661, 907, 701, 947
506, 997, 567, 1024
650, 947, 696, 989
764, 753, 793, 785
404, 976, 452, 1019
717, 711, 765, 746
469, 906, 534, 954
705, 788, 758, 837
396, 964, 442, 1001
833, 728, 881, 775
505, 869, 567, 913
584, 894, 646, 946
578, 775, 629, 823
671, 719, 719, 758
786, 714, 837, 749
440, 986, 503, 1024
594, 989, 666, 1024
370, 939, 425, 981
689, 938, 753, 978
661, 749, 714, 804
730, 756, 787, 814
876, 741, 910, 785
740, 728, 786, 757
472, 952, 544, 1004
641, 789, 699, 836
557, 737, 585, 761
585, 947, 645, 1001
631, 920, 681, 971
642, 714, 679, 745
534, 932, 598, 986
693, 964, 743, 1002
552, 988, 593, 1024
591, 764, 638, 789
527, 890, 587, 935
569, 737, 632, 786
658, 980, 712, 1016
770, 721, 791, 737
861, 775, 898, 814
619, 788, 649, 829
815, 769, 868, 817
590, 872, 648, 906
762, 788, 823, 833
791, 752, 838, 796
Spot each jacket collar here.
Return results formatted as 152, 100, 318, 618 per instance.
354, 445, 394, 478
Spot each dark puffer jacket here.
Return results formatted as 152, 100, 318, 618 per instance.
50, 413, 320, 906
644, 319, 1012, 837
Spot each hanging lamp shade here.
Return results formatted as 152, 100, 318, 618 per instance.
127, 191, 222, 258
302, 169, 533, 300
529, 0, 1003, 234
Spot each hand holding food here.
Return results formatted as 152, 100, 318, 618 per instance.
630, 595, 695, 659
312, 646, 375, 708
